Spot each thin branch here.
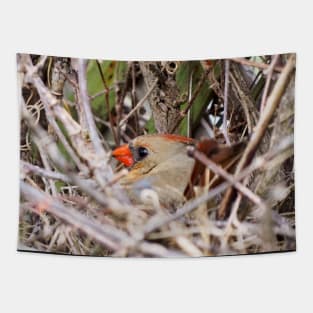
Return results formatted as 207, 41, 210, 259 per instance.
35, 55, 48, 70
190, 148, 266, 209
230, 57, 283, 73
260, 55, 280, 113
218, 54, 296, 219
20, 180, 127, 250
115, 64, 132, 134
223, 60, 231, 145
229, 64, 258, 134
21, 160, 72, 184
119, 79, 158, 127
21, 179, 179, 257
96, 60, 119, 145
36, 143, 57, 196
20, 104, 129, 211
183, 71, 207, 115
77, 59, 107, 158
170, 70, 207, 133
22, 56, 130, 205
187, 68, 194, 137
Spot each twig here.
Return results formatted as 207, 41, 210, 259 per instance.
35, 55, 48, 70
119, 79, 158, 127
22, 56, 130, 205
222, 60, 231, 145
223, 177, 247, 231
36, 143, 57, 196
77, 59, 107, 159
23, 56, 88, 174
170, 70, 207, 133
230, 57, 283, 73
260, 55, 280, 113
183, 71, 207, 115
90, 88, 113, 100
21, 179, 179, 257
20, 180, 128, 250
187, 68, 194, 137
229, 65, 258, 134
218, 54, 296, 219
45, 110, 87, 173
21, 160, 71, 183
115, 64, 132, 135
20, 104, 124, 211
77, 60, 124, 193
131, 62, 139, 134
96, 60, 119, 145
190, 148, 266, 208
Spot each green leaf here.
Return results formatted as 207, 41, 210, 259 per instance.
176, 61, 213, 136
145, 117, 156, 134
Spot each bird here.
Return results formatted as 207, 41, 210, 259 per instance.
112, 134, 244, 209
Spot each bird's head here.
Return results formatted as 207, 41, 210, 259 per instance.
112, 134, 194, 174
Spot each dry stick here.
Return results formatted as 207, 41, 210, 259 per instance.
187, 69, 194, 138
115, 64, 132, 127
53, 62, 88, 130
119, 79, 158, 127
260, 55, 280, 113
95, 61, 119, 145
77, 60, 123, 194
230, 72, 252, 133
42, 101, 87, 173
23, 57, 88, 174
184, 71, 207, 115
20, 180, 129, 250
24, 58, 130, 204
77, 60, 107, 159
20, 104, 125, 211
222, 60, 231, 145
230, 58, 283, 73
130, 62, 139, 135
46, 111, 88, 174
143, 135, 293, 235
170, 70, 207, 134
21, 161, 71, 183
223, 176, 248, 228
20, 64, 129, 209
27, 78, 86, 165
21, 161, 99, 191
229, 67, 257, 134
218, 54, 296, 220
35, 55, 48, 70
21, 176, 177, 257
190, 149, 266, 209
90, 88, 112, 101
36, 144, 57, 196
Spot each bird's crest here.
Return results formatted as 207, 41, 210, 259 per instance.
158, 134, 194, 144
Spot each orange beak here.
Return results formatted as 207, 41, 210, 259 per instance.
112, 144, 134, 167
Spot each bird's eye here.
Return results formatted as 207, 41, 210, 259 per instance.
137, 146, 149, 160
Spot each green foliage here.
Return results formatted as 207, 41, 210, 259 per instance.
87, 60, 116, 119
145, 116, 156, 134
55, 180, 66, 192
176, 61, 213, 136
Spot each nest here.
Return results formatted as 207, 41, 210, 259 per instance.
18, 54, 296, 257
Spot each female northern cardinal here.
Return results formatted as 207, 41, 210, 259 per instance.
112, 134, 244, 209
